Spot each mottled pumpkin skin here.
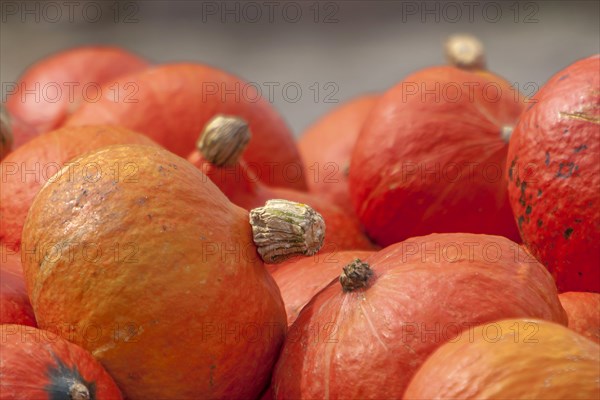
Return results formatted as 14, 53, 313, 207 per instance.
21, 145, 287, 399
0, 324, 123, 399
6, 46, 148, 147
404, 319, 600, 399
66, 63, 306, 190
0, 251, 36, 326
0, 125, 157, 252
350, 67, 525, 247
268, 250, 375, 326
299, 95, 379, 212
559, 291, 600, 343
507, 55, 600, 293
188, 151, 375, 251
271, 233, 566, 398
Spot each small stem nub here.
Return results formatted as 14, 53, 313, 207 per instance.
501, 125, 514, 143
340, 259, 373, 292
445, 34, 486, 70
197, 115, 251, 167
0, 105, 13, 160
69, 382, 90, 400
249, 199, 325, 264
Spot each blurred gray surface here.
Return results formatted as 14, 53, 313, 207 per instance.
1, 0, 599, 135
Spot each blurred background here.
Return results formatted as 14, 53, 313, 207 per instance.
1, 0, 599, 135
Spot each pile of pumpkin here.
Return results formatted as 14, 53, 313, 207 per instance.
1, 36, 598, 399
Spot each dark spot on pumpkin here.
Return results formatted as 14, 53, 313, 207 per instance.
518, 181, 527, 207
563, 129, 569, 134
162, 225, 167, 232
564, 227, 574, 239
537, 219, 543, 227
578, 272, 583, 277
544, 152, 550, 166
209, 364, 216, 387
46, 351, 96, 400
525, 205, 532, 215
517, 215, 525, 232
146, 214, 152, 221
574, 218, 582, 223
574, 144, 587, 153
557, 162, 578, 178
136, 197, 147, 205
515, 177, 521, 188
558, 74, 570, 81
537, 189, 542, 197
168, 163, 178, 169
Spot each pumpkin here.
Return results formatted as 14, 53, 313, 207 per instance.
269, 250, 375, 326
404, 318, 600, 399
271, 233, 567, 398
349, 66, 525, 247
0, 125, 157, 252
506, 55, 600, 293
19, 144, 330, 399
188, 115, 375, 251
65, 63, 307, 190
5, 46, 148, 147
0, 324, 123, 399
298, 94, 379, 212
1, 251, 36, 326
559, 291, 600, 343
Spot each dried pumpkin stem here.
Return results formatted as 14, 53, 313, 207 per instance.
340, 259, 373, 292
501, 125, 514, 142
197, 115, 251, 167
445, 34, 486, 70
69, 382, 90, 400
0, 105, 13, 160
249, 199, 325, 264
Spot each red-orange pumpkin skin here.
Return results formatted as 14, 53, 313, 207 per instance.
188, 151, 375, 251
271, 233, 567, 398
506, 55, 600, 293
66, 63, 306, 190
6, 46, 148, 147
404, 319, 600, 399
349, 67, 525, 247
559, 291, 600, 343
299, 94, 379, 212
0, 324, 123, 399
269, 250, 375, 326
0, 125, 157, 253
0, 251, 36, 326
21, 145, 287, 399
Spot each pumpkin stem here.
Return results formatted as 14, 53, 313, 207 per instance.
249, 199, 325, 264
0, 105, 13, 160
69, 382, 90, 400
501, 125, 514, 142
197, 114, 251, 167
445, 34, 486, 70
340, 259, 373, 292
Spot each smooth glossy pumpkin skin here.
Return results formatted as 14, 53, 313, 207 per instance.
6, 46, 148, 148
506, 55, 600, 293
0, 324, 123, 399
268, 250, 375, 326
0, 125, 157, 252
299, 94, 379, 211
404, 319, 600, 399
188, 151, 375, 251
559, 291, 600, 343
271, 233, 567, 398
350, 67, 525, 247
1, 251, 36, 326
21, 144, 287, 399
66, 63, 306, 190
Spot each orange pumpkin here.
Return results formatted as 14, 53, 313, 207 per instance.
271, 233, 567, 398
298, 94, 378, 212
65, 63, 306, 190
187, 115, 375, 251
5, 46, 148, 147
1, 324, 123, 399
0, 125, 157, 252
20, 144, 298, 399
1, 251, 36, 326
559, 291, 600, 343
404, 319, 600, 399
